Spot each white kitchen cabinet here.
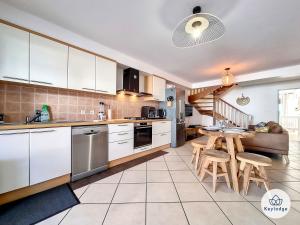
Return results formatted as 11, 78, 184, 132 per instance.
152, 121, 171, 135
108, 123, 134, 133
96, 56, 117, 95
108, 123, 134, 161
109, 131, 133, 143
152, 132, 171, 149
30, 127, 71, 185
153, 76, 166, 101
152, 121, 171, 148
0, 23, 29, 83
109, 139, 134, 161
0, 130, 30, 194
68, 47, 95, 91
30, 34, 68, 88
145, 75, 166, 101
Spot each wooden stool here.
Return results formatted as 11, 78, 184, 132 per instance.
191, 141, 206, 170
236, 152, 272, 195
199, 150, 231, 192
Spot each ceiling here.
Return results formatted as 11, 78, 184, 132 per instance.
2, 0, 300, 83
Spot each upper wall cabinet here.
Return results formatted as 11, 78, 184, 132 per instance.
153, 76, 166, 101
68, 47, 95, 91
96, 56, 117, 95
145, 75, 166, 101
0, 23, 29, 83
30, 34, 68, 88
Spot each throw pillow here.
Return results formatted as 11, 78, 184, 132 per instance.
269, 123, 283, 133
255, 126, 269, 133
266, 121, 277, 127
256, 122, 267, 127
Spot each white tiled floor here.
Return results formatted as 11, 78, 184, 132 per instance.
40, 141, 300, 225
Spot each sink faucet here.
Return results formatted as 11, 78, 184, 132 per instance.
25, 111, 42, 124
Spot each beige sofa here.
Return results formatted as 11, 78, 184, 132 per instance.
241, 126, 289, 163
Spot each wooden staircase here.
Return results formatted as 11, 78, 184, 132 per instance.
188, 85, 252, 128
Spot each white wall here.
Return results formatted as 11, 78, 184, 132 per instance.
223, 80, 300, 124
185, 108, 213, 127
184, 90, 213, 127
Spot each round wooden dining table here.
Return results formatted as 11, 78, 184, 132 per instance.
198, 128, 255, 193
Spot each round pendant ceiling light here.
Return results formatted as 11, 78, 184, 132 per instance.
172, 6, 225, 48
222, 68, 235, 86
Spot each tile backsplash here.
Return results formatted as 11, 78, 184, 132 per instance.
0, 82, 159, 123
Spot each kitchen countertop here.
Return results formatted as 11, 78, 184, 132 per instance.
0, 119, 170, 131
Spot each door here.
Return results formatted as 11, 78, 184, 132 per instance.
30, 34, 68, 88
30, 127, 71, 185
0, 23, 29, 83
96, 56, 117, 95
68, 47, 95, 91
279, 89, 300, 141
0, 130, 29, 194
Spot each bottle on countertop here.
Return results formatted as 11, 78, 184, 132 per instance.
107, 105, 112, 120
40, 104, 50, 122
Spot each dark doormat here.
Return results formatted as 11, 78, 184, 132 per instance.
0, 184, 79, 225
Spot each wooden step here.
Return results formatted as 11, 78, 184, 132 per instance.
194, 102, 213, 106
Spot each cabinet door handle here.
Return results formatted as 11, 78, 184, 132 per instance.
84, 132, 99, 136
3, 76, 29, 82
31, 80, 53, 85
117, 141, 128, 144
31, 129, 56, 134
118, 132, 128, 135
82, 88, 95, 91
0, 132, 29, 135
135, 126, 152, 129
117, 124, 128, 127
96, 89, 108, 93
160, 133, 167, 136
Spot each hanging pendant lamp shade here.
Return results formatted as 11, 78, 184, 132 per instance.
172, 6, 225, 48
222, 68, 234, 86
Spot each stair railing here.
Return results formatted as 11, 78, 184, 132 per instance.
215, 98, 252, 128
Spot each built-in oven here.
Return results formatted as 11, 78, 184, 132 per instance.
134, 122, 152, 150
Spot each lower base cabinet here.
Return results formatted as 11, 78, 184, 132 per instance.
30, 127, 71, 185
109, 139, 134, 161
0, 130, 30, 194
152, 132, 171, 149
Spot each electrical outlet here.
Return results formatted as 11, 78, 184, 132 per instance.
80, 110, 85, 115
90, 110, 95, 115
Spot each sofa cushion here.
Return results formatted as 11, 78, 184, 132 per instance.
266, 121, 283, 133
269, 124, 283, 133
255, 126, 269, 133
266, 121, 277, 127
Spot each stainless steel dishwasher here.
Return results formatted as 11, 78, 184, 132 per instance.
72, 125, 108, 181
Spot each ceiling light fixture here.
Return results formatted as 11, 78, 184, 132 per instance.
222, 68, 235, 86
172, 6, 225, 48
